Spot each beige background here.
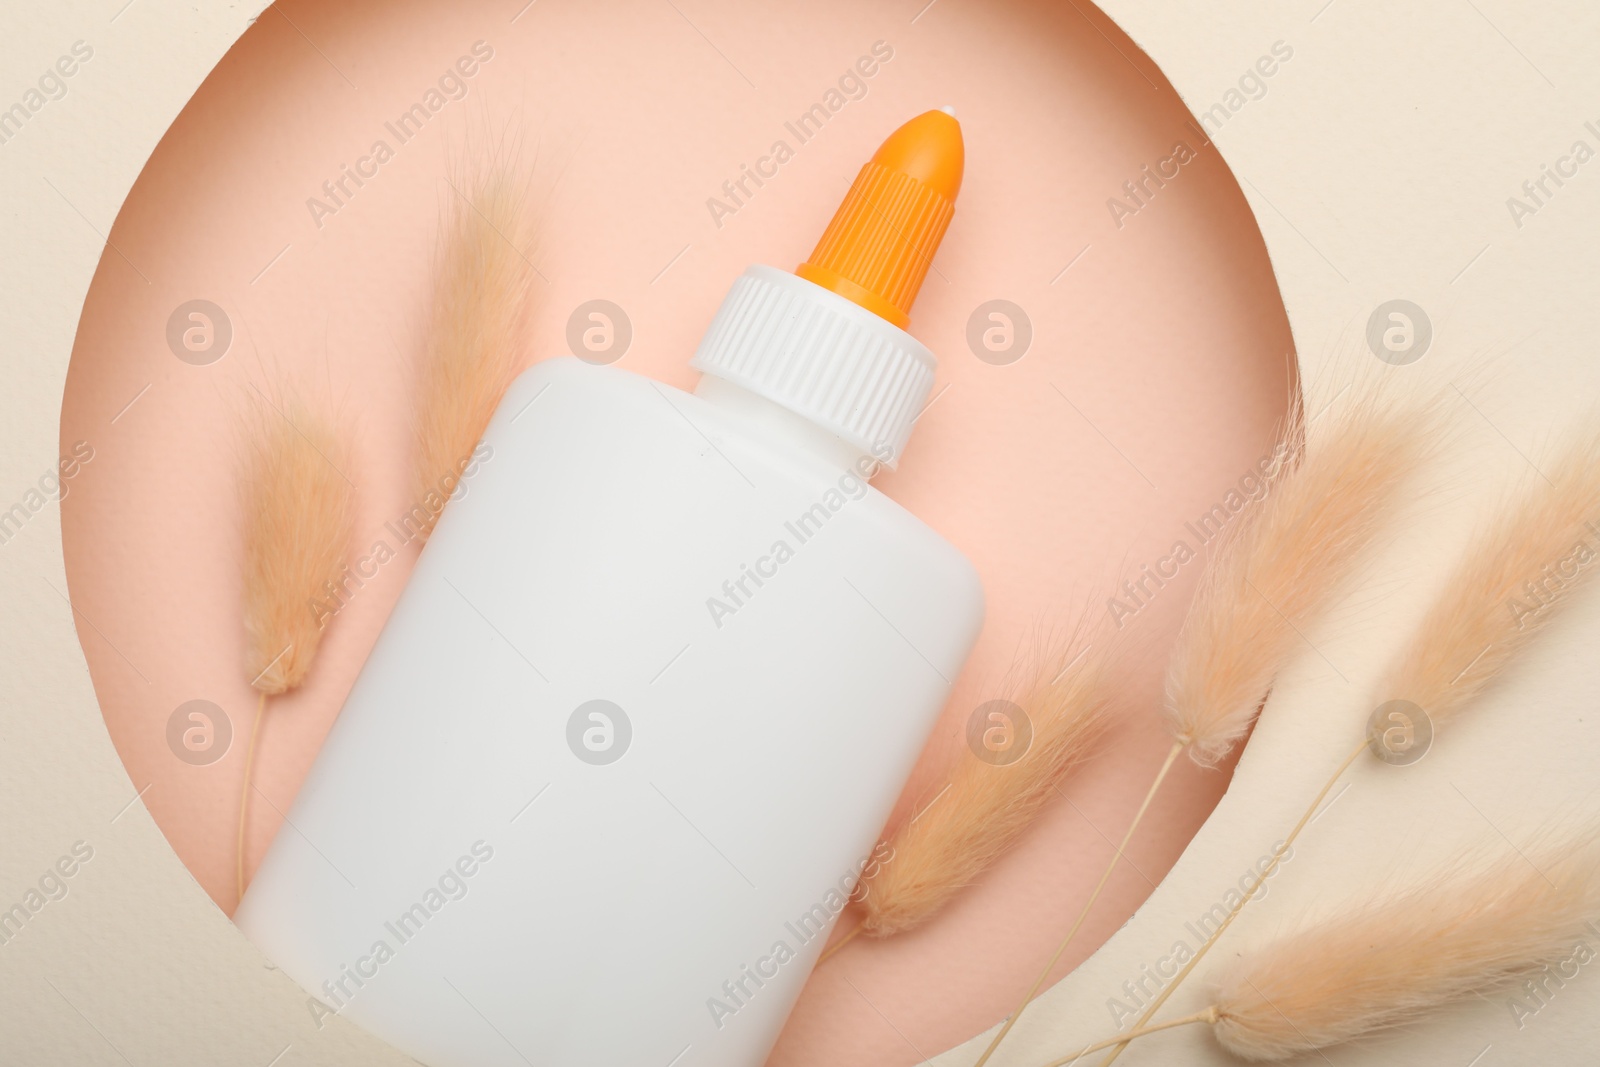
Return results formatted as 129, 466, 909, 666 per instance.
3, 1, 1598, 1065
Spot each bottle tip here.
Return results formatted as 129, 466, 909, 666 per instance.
795, 110, 965, 329
868, 108, 964, 202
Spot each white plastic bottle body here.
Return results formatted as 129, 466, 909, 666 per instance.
237, 356, 983, 1067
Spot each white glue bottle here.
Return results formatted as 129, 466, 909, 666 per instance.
238, 107, 983, 1067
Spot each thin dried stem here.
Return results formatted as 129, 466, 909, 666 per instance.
817, 922, 864, 966
973, 741, 1183, 1067
1095, 740, 1365, 1065
1041, 1007, 1217, 1066
235, 689, 268, 904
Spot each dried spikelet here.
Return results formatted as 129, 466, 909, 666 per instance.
858, 630, 1116, 938
1167, 388, 1435, 765
411, 165, 535, 539
1377, 425, 1600, 727
238, 397, 354, 906
1211, 832, 1600, 1061
241, 400, 355, 694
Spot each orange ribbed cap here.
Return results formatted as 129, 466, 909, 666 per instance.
796, 108, 964, 329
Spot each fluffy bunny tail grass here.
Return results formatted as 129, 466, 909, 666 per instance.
859, 629, 1116, 937
1211, 832, 1600, 1061
411, 165, 535, 539
1379, 423, 1600, 728
1166, 386, 1438, 765
241, 400, 355, 694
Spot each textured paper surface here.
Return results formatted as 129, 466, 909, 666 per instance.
3, 1, 1598, 1064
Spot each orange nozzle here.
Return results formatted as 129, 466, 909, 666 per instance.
797, 108, 964, 329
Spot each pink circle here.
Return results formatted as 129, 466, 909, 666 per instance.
61, 1, 1293, 1062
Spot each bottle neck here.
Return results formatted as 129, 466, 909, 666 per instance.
693, 375, 878, 476
687, 266, 936, 471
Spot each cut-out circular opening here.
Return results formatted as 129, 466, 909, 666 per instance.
61, 1, 1294, 1062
